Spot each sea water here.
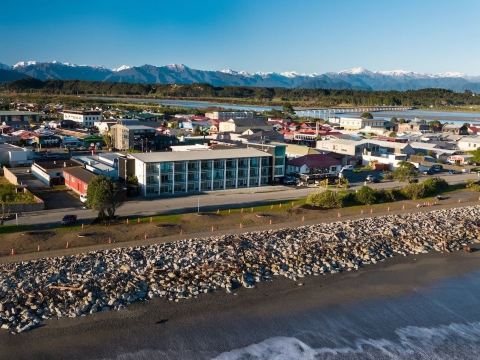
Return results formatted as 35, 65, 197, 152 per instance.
108, 270, 480, 360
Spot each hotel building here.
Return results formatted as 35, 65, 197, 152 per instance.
129, 148, 282, 197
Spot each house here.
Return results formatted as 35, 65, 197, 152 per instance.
205, 111, 257, 121
0, 111, 41, 130
285, 144, 322, 158
129, 148, 278, 196
338, 117, 387, 130
457, 136, 480, 151
287, 154, 342, 175
397, 119, 430, 133
218, 118, 272, 133
31, 160, 80, 186
63, 167, 97, 196
63, 110, 103, 128
442, 124, 469, 135
316, 138, 414, 157
236, 129, 284, 143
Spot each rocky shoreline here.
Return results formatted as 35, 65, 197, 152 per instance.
1, 206, 479, 334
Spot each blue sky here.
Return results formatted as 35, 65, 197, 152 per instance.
1, 0, 479, 74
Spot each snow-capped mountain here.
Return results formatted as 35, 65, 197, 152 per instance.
1, 61, 480, 91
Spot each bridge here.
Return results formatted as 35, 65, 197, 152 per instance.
294, 106, 413, 118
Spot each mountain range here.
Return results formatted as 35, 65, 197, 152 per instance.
1, 61, 480, 92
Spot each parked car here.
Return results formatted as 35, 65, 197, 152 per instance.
448, 169, 460, 174
341, 165, 355, 172
431, 164, 443, 172
408, 178, 419, 183
366, 174, 380, 183
422, 169, 435, 175
61, 214, 77, 226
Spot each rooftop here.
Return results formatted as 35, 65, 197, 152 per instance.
0, 111, 41, 116
129, 148, 271, 163
288, 154, 341, 168
63, 167, 97, 184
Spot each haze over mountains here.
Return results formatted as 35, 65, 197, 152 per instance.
1, 61, 480, 92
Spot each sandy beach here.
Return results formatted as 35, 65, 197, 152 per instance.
1, 246, 480, 360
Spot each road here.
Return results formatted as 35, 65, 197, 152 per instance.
7, 172, 480, 227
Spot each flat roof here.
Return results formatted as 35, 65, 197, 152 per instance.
0, 111, 41, 116
63, 167, 97, 183
129, 148, 272, 163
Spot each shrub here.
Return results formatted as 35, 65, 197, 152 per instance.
338, 191, 356, 206
401, 183, 426, 200
377, 188, 402, 203
306, 190, 342, 209
355, 186, 378, 205
422, 177, 448, 196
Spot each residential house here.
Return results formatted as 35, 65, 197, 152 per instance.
285, 144, 322, 158
458, 136, 480, 151
218, 118, 272, 133
397, 119, 430, 133
338, 117, 387, 130
287, 154, 342, 175
442, 124, 469, 135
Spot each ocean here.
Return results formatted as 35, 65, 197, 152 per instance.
107, 270, 480, 360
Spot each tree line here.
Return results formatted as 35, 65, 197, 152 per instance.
2, 78, 480, 107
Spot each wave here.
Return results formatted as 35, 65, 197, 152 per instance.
212, 321, 480, 360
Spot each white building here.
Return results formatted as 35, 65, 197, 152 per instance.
128, 148, 276, 197
0, 143, 33, 167
457, 136, 480, 151
338, 117, 387, 130
63, 110, 103, 128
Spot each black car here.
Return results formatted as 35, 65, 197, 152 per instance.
61, 214, 77, 226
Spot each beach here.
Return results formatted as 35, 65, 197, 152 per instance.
1, 246, 480, 360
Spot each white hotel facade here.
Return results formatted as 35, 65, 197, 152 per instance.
129, 148, 279, 196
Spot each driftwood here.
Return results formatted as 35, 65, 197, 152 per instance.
48, 285, 82, 292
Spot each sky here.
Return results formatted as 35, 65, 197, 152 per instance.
1, 0, 479, 75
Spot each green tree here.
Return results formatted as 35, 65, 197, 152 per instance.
86, 176, 124, 219
401, 183, 425, 200
355, 186, 377, 205
469, 149, 480, 164
103, 134, 113, 149
428, 120, 442, 132
361, 112, 373, 119
392, 161, 418, 182
282, 103, 295, 115
388, 131, 397, 137
422, 177, 448, 196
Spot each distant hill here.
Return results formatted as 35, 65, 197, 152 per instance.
1, 61, 479, 92
0, 68, 31, 83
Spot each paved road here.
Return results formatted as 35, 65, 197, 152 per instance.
6, 173, 480, 227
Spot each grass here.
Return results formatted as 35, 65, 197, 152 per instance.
0, 225, 33, 235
